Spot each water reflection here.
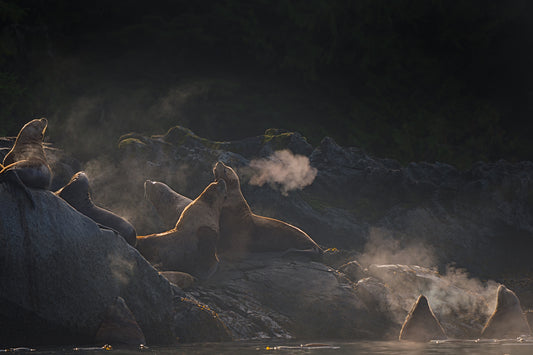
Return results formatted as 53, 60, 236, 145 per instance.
4, 340, 533, 355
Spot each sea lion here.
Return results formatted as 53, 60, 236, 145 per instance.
526, 310, 533, 331
55, 172, 137, 246
399, 295, 447, 342
212, 161, 322, 258
136, 179, 227, 279
144, 180, 192, 228
481, 285, 531, 338
2, 118, 52, 190
95, 297, 146, 346
0, 118, 52, 206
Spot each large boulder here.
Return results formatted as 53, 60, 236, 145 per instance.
186, 253, 395, 340
0, 184, 230, 347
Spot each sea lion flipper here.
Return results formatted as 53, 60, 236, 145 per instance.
0, 169, 36, 208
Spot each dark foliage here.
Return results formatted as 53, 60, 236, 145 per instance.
1, 0, 532, 166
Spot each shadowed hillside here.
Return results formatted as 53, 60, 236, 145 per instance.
1, 1, 533, 167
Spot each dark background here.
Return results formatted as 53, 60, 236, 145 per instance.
1, 0, 532, 167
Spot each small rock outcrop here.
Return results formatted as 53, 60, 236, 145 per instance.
94, 297, 146, 346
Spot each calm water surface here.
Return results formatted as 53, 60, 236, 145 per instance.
6, 340, 533, 355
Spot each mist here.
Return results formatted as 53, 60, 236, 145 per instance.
357, 228, 499, 330
248, 150, 317, 196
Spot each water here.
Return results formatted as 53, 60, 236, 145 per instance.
6, 340, 533, 355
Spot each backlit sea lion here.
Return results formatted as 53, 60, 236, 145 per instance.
2, 118, 52, 189
136, 179, 226, 279
0, 118, 52, 206
399, 295, 447, 342
56, 172, 137, 246
144, 180, 192, 228
481, 285, 531, 338
212, 161, 322, 258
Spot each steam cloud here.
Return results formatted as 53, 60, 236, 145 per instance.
359, 227, 437, 268
248, 150, 317, 195
357, 228, 499, 330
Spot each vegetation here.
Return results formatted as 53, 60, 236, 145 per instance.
0, 0, 532, 167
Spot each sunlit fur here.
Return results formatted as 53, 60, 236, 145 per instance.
213, 161, 322, 258
1, 118, 51, 190
136, 179, 227, 279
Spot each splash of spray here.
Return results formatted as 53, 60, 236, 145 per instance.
248, 150, 317, 196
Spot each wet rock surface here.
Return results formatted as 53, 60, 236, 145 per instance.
187, 253, 390, 340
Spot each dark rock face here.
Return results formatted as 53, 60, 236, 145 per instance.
94, 297, 146, 346
0, 184, 230, 347
186, 254, 392, 340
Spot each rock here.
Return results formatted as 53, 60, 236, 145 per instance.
481, 285, 531, 338
186, 254, 395, 340
94, 297, 146, 346
399, 295, 447, 342
339, 260, 367, 282
0, 184, 229, 347
3, 125, 533, 343
173, 297, 231, 343
160, 271, 196, 289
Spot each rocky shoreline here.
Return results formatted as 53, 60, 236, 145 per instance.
1, 126, 532, 346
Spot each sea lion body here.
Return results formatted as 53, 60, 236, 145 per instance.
481, 285, 531, 338
399, 295, 447, 342
213, 161, 322, 258
1, 118, 51, 190
136, 179, 226, 279
56, 172, 137, 246
144, 180, 193, 228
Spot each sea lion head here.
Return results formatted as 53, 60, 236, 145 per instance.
144, 180, 173, 205
213, 161, 241, 198
495, 284, 520, 309
17, 118, 48, 143
56, 171, 90, 204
